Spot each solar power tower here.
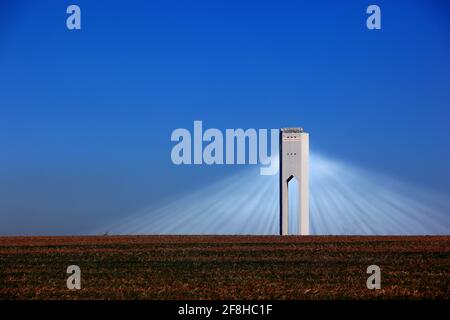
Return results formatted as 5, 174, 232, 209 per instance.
279, 128, 309, 235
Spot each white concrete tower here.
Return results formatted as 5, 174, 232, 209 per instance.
279, 128, 309, 235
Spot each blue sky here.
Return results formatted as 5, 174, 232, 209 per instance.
0, 1, 449, 234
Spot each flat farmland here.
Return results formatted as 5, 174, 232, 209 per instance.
0, 236, 448, 299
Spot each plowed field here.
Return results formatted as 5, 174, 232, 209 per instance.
0, 236, 448, 299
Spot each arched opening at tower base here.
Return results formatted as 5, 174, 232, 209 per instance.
287, 176, 299, 235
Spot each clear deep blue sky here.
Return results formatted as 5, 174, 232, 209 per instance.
0, 1, 449, 234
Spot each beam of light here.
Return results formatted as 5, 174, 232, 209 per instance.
98, 153, 450, 235
309, 154, 450, 235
